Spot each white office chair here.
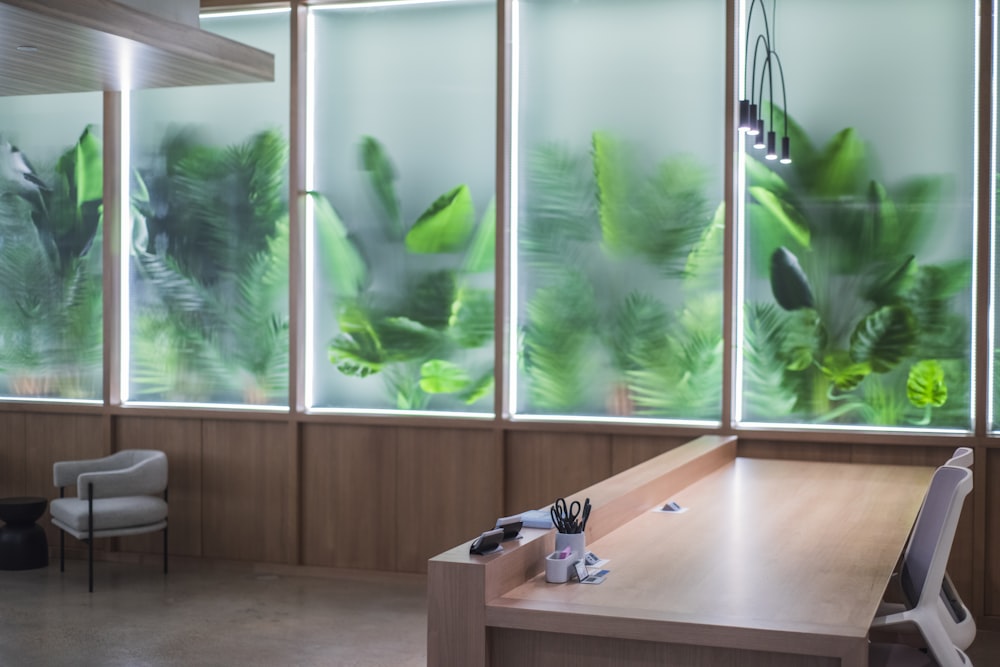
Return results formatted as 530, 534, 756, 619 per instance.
870, 465, 973, 667
945, 447, 973, 469
50, 450, 168, 593
879, 447, 976, 652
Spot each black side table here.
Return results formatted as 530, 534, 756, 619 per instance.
0, 497, 49, 570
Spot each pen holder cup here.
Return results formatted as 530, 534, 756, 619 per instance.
554, 531, 586, 564
544, 552, 572, 583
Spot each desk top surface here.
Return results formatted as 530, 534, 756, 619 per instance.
490, 457, 933, 643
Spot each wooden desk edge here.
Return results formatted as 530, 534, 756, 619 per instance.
484, 598, 867, 659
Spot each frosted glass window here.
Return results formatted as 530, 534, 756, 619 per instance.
514, 0, 726, 421
308, 1, 496, 413
0, 93, 103, 401
128, 11, 290, 406
739, 0, 975, 430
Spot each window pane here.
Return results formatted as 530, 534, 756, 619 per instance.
739, 0, 975, 430
514, 0, 726, 421
128, 11, 290, 406
0, 93, 103, 401
308, 2, 496, 413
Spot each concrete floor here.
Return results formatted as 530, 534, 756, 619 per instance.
0, 558, 998, 666
0, 559, 427, 667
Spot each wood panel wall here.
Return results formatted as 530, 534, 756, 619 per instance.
0, 410, 997, 624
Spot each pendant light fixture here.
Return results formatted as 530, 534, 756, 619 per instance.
738, 0, 791, 165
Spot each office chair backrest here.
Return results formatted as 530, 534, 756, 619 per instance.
945, 447, 973, 469
900, 466, 972, 609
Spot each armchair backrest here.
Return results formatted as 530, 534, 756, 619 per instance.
53, 450, 168, 499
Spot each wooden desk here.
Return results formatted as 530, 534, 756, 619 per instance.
427, 437, 933, 667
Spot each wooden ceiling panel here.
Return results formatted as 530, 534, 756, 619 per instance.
0, 0, 274, 97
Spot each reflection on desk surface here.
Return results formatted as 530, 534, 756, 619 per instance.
493, 458, 932, 638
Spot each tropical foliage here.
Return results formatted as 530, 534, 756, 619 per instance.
743, 109, 971, 427
312, 136, 494, 410
130, 128, 289, 404
0, 126, 103, 398
518, 132, 723, 417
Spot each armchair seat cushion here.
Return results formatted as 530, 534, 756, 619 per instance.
50, 496, 167, 534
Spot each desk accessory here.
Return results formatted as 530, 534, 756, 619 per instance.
573, 560, 609, 584
495, 515, 523, 540
469, 528, 504, 555
544, 551, 572, 583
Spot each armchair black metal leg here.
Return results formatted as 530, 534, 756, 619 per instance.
88, 482, 94, 593
163, 488, 168, 575
59, 486, 65, 573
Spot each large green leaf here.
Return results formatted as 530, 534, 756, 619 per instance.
449, 287, 493, 348
849, 305, 917, 373
812, 128, 868, 198
749, 186, 810, 248
309, 191, 368, 298
460, 369, 494, 405
463, 197, 495, 273
359, 135, 402, 238
819, 350, 870, 392
57, 125, 103, 208
405, 185, 475, 254
404, 270, 457, 330
907, 359, 947, 408
419, 359, 471, 394
770, 246, 814, 311
592, 131, 631, 254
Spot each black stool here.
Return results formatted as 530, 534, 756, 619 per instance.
0, 497, 49, 570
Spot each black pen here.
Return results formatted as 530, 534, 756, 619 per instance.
580, 498, 591, 532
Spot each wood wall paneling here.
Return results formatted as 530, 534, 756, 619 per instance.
300, 424, 397, 571
504, 432, 612, 517
397, 428, 502, 573
0, 412, 26, 497
201, 420, 292, 563
610, 434, 690, 475
987, 449, 1000, 616
115, 417, 203, 557
737, 439, 852, 463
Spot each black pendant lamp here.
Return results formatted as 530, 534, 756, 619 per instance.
738, 0, 791, 165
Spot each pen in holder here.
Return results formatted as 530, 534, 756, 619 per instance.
549, 497, 591, 565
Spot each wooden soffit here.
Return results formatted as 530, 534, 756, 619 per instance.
0, 0, 275, 97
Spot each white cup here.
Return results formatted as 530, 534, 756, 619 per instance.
555, 531, 586, 563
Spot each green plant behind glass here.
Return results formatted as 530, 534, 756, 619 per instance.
518, 132, 723, 418
744, 108, 970, 427
312, 136, 494, 411
131, 128, 289, 404
0, 126, 103, 398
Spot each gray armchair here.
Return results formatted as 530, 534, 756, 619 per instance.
50, 449, 168, 592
